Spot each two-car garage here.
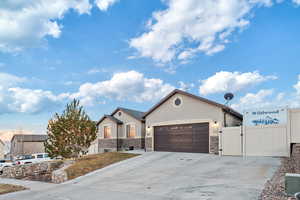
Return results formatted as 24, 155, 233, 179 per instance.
154, 123, 209, 153
144, 89, 243, 154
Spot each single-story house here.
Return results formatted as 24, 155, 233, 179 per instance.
10, 134, 48, 158
144, 89, 242, 154
91, 89, 242, 154
91, 107, 145, 153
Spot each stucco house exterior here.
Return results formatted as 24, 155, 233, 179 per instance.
144, 89, 242, 154
10, 134, 48, 158
90, 89, 242, 155
90, 107, 145, 153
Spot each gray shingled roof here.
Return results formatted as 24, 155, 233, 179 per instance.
97, 115, 123, 125
11, 134, 48, 142
117, 107, 145, 121
143, 89, 243, 120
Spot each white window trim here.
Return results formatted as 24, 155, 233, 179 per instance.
102, 123, 113, 139
125, 123, 137, 139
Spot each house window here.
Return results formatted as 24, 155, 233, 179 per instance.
126, 124, 136, 138
104, 126, 112, 138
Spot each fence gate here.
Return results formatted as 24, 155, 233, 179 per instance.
221, 126, 242, 156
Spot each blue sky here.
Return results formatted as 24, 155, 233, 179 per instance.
0, 0, 300, 134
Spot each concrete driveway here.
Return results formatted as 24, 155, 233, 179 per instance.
0, 152, 280, 200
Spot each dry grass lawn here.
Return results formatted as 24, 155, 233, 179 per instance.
65, 152, 139, 180
0, 184, 27, 195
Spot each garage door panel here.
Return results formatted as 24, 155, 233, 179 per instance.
154, 123, 209, 153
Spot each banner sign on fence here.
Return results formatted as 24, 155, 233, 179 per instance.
244, 108, 287, 126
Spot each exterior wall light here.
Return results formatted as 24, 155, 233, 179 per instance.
212, 121, 219, 128
146, 126, 152, 135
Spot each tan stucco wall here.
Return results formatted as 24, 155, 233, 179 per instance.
113, 111, 144, 138
145, 93, 224, 135
98, 118, 118, 139
144, 93, 243, 153
225, 113, 242, 127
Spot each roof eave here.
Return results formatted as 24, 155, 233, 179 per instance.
143, 89, 243, 119
111, 107, 144, 122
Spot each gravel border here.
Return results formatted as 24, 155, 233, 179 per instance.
260, 158, 297, 200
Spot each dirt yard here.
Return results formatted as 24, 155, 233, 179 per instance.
0, 184, 27, 195
65, 152, 139, 180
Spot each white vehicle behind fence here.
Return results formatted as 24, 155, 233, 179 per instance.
14, 153, 52, 165
0, 160, 14, 174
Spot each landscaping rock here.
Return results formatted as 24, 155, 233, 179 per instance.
52, 160, 75, 184
0, 161, 63, 182
260, 144, 300, 200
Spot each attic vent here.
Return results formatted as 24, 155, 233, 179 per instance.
118, 112, 122, 116
173, 97, 182, 107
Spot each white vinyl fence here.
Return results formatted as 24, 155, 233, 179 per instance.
291, 109, 300, 143
221, 126, 242, 156
220, 108, 300, 157
243, 125, 289, 157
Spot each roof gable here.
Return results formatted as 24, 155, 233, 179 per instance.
143, 89, 242, 119
97, 115, 123, 126
111, 107, 145, 122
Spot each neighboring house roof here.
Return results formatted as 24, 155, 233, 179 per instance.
11, 134, 48, 143
143, 89, 243, 120
97, 115, 123, 125
111, 107, 145, 122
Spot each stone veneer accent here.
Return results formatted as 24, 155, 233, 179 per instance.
118, 138, 144, 150
209, 136, 219, 155
98, 138, 145, 152
98, 139, 117, 152
1, 161, 63, 182
145, 137, 153, 151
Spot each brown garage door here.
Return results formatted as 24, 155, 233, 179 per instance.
154, 123, 209, 153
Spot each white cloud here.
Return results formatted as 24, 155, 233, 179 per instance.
199, 71, 277, 95
178, 81, 195, 91
95, 0, 119, 11
294, 75, 300, 95
7, 88, 63, 113
69, 70, 175, 105
231, 89, 274, 111
0, 73, 26, 88
232, 74, 300, 111
0, 0, 92, 52
292, 0, 300, 5
87, 67, 108, 74
129, 0, 283, 64
0, 73, 65, 114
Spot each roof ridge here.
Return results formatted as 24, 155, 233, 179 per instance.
143, 89, 242, 119
117, 107, 144, 114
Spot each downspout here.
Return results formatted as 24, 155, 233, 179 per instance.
116, 124, 119, 152
223, 111, 227, 128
